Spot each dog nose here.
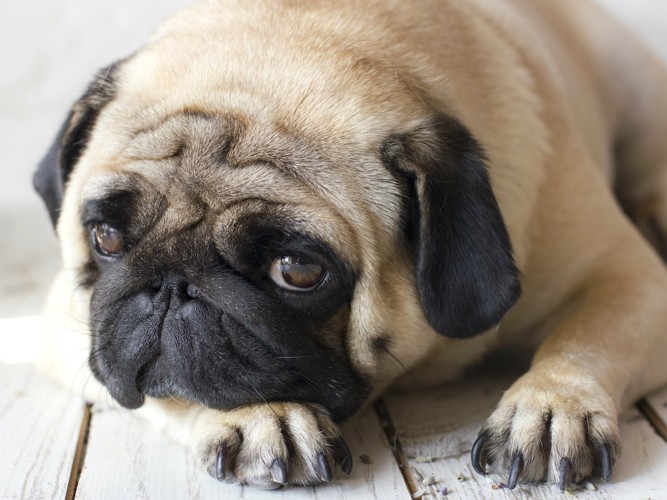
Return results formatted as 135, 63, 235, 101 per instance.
134, 274, 200, 316
149, 273, 201, 302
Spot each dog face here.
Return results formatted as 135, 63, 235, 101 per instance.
34, 4, 520, 423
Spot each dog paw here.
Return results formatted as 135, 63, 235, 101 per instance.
471, 368, 620, 490
195, 402, 352, 488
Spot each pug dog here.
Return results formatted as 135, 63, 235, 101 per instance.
34, 0, 667, 491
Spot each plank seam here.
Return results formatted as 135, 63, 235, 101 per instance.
65, 403, 92, 500
374, 399, 421, 498
636, 398, 667, 442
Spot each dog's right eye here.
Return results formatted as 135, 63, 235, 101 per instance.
91, 223, 124, 257
269, 255, 326, 291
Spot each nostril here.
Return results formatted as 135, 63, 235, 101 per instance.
150, 279, 162, 293
186, 283, 201, 299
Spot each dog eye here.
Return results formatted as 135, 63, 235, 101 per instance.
269, 255, 325, 291
91, 223, 124, 257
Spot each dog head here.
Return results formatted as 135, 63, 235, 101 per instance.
34, 2, 520, 422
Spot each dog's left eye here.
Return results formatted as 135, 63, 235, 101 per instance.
91, 223, 124, 257
269, 255, 325, 291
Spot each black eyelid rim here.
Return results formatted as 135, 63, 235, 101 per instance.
274, 237, 351, 276
271, 266, 332, 295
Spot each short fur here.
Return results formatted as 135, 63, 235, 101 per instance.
35, 0, 667, 489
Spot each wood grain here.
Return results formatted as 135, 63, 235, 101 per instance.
0, 361, 84, 500
2, 315, 667, 499
643, 385, 667, 440
383, 369, 667, 499
75, 405, 412, 499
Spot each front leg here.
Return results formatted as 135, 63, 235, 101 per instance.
472, 236, 667, 490
139, 399, 352, 488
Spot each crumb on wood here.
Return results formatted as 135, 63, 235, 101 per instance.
359, 454, 373, 465
414, 455, 434, 463
564, 488, 577, 497
422, 475, 437, 486
411, 488, 427, 499
440, 486, 449, 496
490, 482, 507, 490
456, 473, 467, 482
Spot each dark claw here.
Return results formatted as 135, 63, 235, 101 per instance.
216, 445, 227, 481
335, 437, 353, 475
558, 457, 572, 492
317, 451, 333, 482
600, 443, 612, 482
471, 430, 489, 475
507, 452, 524, 490
271, 458, 288, 485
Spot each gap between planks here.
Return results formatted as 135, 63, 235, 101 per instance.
374, 399, 419, 497
637, 398, 667, 441
60, 394, 667, 499
66, 403, 93, 500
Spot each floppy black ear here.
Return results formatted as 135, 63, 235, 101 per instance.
33, 62, 122, 227
381, 114, 521, 338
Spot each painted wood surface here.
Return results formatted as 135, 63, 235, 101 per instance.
75, 405, 411, 500
384, 368, 667, 500
0, 361, 84, 500
2, 317, 667, 499
646, 385, 667, 431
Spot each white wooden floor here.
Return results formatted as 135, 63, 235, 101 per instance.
1, 317, 666, 500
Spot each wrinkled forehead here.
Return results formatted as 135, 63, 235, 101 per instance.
76, 110, 366, 264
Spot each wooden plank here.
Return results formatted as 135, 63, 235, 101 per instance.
383, 369, 667, 499
643, 386, 667, 440
75, 405, 412, 499
0, 360, 85, 499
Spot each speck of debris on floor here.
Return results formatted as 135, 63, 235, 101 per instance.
411, 488, 427, 499
456, 473, 467, 482
359, 454, 373, 465
422, 475, 437, 486
439, 486, 449, 497
414, 455, 434, 463
490, 482, 507, 490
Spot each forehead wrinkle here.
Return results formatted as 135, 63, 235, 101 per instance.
231, 126, 371, 262
92, 118, 366, 269
230, 124, 362, 214
124, 109, 247, 163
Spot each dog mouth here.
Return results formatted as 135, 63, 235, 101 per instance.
134, 351, 162, 396
92, 316, 368, 421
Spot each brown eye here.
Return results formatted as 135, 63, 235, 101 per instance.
92, 223, 124, 257
269, 255, 325, 291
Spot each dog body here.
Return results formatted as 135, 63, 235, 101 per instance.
35, 0, 667, 489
